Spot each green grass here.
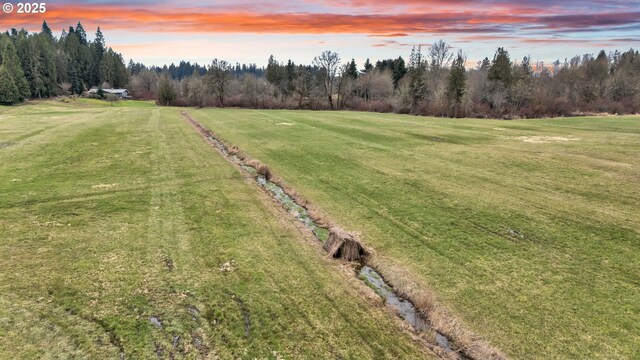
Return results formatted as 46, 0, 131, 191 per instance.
193, 108, 640, 359
0, 101, 429, 359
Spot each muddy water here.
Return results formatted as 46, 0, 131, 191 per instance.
188, 116, 466, 358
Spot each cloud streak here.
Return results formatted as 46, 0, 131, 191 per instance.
5, 3, 640, 38
3, 0, 638, 66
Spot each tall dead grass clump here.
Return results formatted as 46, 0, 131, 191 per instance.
227, 145, 240, 156
323, 227, 368, 261
246, 159, 272, 180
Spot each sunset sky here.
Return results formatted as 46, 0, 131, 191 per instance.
2, 0, 640, 67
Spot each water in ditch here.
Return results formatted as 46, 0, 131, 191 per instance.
359, 266, 454, 352
196, 121, 460, 357
256, 175, 329, 241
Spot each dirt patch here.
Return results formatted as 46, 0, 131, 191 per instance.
219, 260, 236, 272
509, 135, 580, 143
92, 183, 118, 189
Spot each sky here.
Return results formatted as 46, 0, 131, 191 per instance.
1, 0, 640, 68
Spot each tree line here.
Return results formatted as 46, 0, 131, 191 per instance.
0, 21, 128, 104
1, 23, 638, 118
142, 40, 640, 118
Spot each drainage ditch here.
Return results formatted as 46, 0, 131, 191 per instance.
182, 111, 473, 359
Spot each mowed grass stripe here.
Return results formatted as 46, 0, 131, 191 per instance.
194, 108, 640, 358
0, 101, 429, 359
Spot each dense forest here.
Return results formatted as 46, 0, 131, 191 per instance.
0, 21, 128, 104
1, 21, 639, 118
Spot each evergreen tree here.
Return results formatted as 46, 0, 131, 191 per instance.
285, 59, 296, 95
68, 66, 84, 94
101, 48, 129, 88
41, 21, 53, 39
75, 22, 88, 46
407, 46, 427, 114
488, 47, 512, 88
157, 72, 176, 106
391, 57, 407, 87
15, 33, 44, 97
346, 59, 358, 79
521, 56, 532, 77
90, 27, 106, 86
487, 48, 513, 112
479, 57, 490, 71
363, 58, 373, 74
0, 66, 20, 104
0, 35, 30, 100
447, 51, 466, 106
266, 55, 281, 85
375, 57, 407, 87
64, 27, 91, 88
34, 34, 58, 96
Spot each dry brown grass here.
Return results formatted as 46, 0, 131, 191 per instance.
227, 145, 239, 156
246, 159, 272, 180
323, 227, 368, 262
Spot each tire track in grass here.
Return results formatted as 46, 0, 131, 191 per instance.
146, 108, 216, 359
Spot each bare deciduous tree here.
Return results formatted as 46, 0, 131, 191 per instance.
206, 59, 233, 107
242, 74, 276, 108
357, 70, 394, 101
131, 69, 158, 99
428, 40, 454, 72
184, 72, 206, 107
313, 50, 340, 109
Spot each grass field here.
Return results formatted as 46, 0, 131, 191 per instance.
0, 100, 430, 359
192, 108, 640, 359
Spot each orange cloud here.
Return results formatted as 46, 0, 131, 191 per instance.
367, 33, 410, 37
3, 3, 638, 45
6, 4, 626, 35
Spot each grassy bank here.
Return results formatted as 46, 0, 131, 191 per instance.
193, 107, 640, 358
